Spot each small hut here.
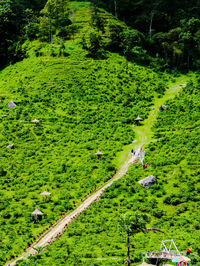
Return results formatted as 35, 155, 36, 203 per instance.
40, 191, 51, 202
159, 105, 167, 111
95, 150, 104, 158
138, 175, 157, 188
40, 191, 51, 196
31, 118, 40, 124
32, 208, 43, 222
2, 115, 8, 118
135, 116, 143, 125
8, 101, 17, 108
7, 144, 14, 149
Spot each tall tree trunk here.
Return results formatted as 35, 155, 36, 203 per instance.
149, 10, 155, 40
49, 16, 53, 44
187, 53, 190, 70
49, 5, 53, 44
114, 0, 118, 18
127, 234, 131, 266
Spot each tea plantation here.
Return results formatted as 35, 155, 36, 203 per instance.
0, 51, 171, 264
0, 0, 199, 265
15, 77, 200, 265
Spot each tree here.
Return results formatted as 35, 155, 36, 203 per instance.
180, 18, 200, 69
0, 0, 47, 66
120, 28, 144, 58
119, 212, 164, 265
84, 31, 105, 58
90, 2, 106, 33
119, 211, 148, 266
40, 0, 70, 43
107, 21, 125, 51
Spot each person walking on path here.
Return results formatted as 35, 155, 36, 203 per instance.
131, 149, 136, 155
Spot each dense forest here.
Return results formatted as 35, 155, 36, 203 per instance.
97, 0, 200, 69
0, 0, 200, 69
0, 0, 47, 65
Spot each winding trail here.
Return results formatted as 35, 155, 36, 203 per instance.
7, 80, 187, 266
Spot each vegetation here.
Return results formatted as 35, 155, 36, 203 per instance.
0, 0, 199, 265
94, 0, 200, 69
0, 0, 200, 70
0, 0, 47, 65
15, 77, 200, 265
119, 212, 148, 266
0, 48, 170, 263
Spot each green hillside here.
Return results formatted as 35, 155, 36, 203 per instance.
0, 45, 172, 264
16, 78, 200, 266
0, 1, 199, 265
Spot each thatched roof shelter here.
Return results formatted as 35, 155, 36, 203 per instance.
8, 101, 17, 108
40, 191, 51, 196
31, 119, 40, 123
7, 144, 14, 149
139, 175, 157, 188
135, 116, 143, 121
95, 150, 104, 155
159, 105, 167, 111
32, 208, 43, 216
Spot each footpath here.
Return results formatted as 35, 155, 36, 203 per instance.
7, 80, 187, 266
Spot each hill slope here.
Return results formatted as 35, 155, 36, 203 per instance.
15, 77, 200, 266
0, 48, 171, 263
1, 1, 198, 265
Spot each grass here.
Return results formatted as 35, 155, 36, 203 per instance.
113, 75, 189, 168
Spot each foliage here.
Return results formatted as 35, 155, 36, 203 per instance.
0, 50, 169, 263
0, 0, 47, 65
0, 1, 199, 265
18, 76, 200, 265
39, 0, 71, 43
91, 0, 200, 70
1, 0, 200, 70
119, 212, 148, 265
119, 29, 144, 57
85, 31, 106, 58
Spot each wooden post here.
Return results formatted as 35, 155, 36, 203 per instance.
127, 234, 131, 266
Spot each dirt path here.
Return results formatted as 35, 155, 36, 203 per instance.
7, 80, 187, 266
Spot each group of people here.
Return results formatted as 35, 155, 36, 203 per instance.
131, 149, 136, 155
131, 149, 148, 169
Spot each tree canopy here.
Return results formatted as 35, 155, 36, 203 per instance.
0, 0, 199, 69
